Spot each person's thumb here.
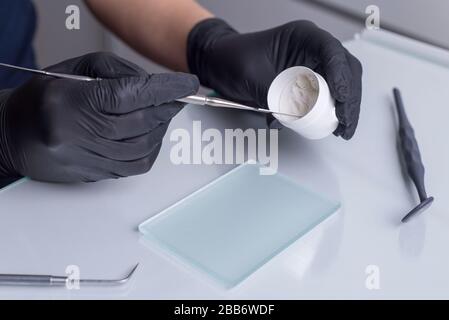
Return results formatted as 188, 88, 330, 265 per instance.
90, 72, 199, 114
45, 52, 147, 78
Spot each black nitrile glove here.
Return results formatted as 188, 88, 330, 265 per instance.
0, 52, 199, 182
188, 19, 362, 139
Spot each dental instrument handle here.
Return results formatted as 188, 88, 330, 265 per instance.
178, 95, 299, 118
44, 71, 99, 82
177, 95, 207, 105
0, 274, 67, 286
0, 264, 138, 287
178, 95, 257, 111
393, 88, 428, 202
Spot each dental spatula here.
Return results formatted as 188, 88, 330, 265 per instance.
0, 62, 300, 118
393, 88, 434, 223
0, 264, 139, 287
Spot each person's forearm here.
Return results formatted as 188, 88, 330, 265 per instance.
86, 0, 213, 72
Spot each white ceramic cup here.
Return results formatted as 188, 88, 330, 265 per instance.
267, 66, 339, 140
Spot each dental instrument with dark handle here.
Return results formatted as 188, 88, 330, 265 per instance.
393, 88, 434, 223
0, 264, 139, 287
0, 62, 300, 118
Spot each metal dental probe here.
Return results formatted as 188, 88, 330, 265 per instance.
393, 88, 434, 223
0, 264, 139, 287
0, 62, 99, 82
176, 94, 300, 118
0, 62, 301, 118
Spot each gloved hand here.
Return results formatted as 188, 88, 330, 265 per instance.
188, 19, 362, 139
0, 52, 199, 182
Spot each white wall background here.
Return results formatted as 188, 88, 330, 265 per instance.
320, 0, 449, 48
33, 0, 104, 67
32, 0, 448, 71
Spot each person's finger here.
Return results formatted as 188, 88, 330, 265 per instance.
45, 52, 146, 78
339, 51, 362, 140
99, 102, 183, 140
83, 123, 170, 161
333, 121, 345, 137
142, 73, 200, 106
90, 73, 199, 114
318, 43, 362, 139
320, 43, 353, 104
110, 142, 163, 178
74, 142, 163, 181
113, 142, 163, 178
266, 114, 283, 130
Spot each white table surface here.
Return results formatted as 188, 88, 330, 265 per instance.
0, 31, 448, 299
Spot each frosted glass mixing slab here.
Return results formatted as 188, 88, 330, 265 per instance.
139, 163, 340, 288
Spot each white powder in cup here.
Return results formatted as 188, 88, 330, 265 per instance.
268, 66, 338, 139
278, 73, 319, 122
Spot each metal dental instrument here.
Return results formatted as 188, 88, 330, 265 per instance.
393, 88, 434, 223
176, 95, 300, 118
0, 264, 139, 287
0, 62, 300, 118
0, 62, 98, 82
